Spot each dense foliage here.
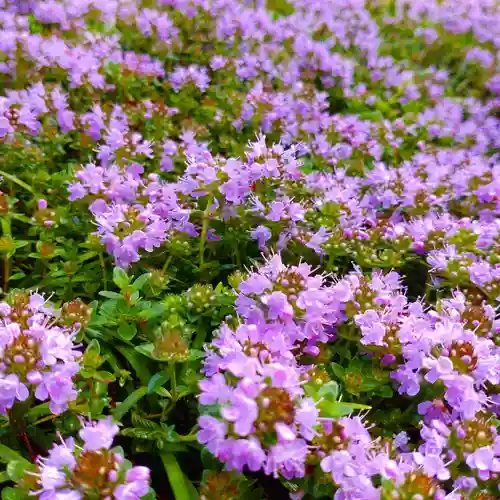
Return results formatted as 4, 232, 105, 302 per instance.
0, 0, 499, 498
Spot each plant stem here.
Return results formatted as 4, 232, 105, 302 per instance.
234, 237, 241, 267
143, 412, 163, 419
178, 432, 198, 442
169, 362, 177, 401
8, 399, 39, 459
192, 318, 207, 350
199, 196, 212, 271
336, 331, 359, 343
1, 218, 11, 293
161, 363, 178, 420
21, 432, 37, 461
3, 257, 8, 293
0, 170, 35, 195
162, 254, 173, 272
99, 251, 108, 290
28, 414, 58, 428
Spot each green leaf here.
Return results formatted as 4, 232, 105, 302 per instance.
90, 397, 108, 417
26, 403, 51, 421
113, 267, 130, 290
317, 381, 339, 402
138, 304, 166, 320
112, 386, 148, 421
135, 343, 156, 359
359, 380, 381, 392
78, 251, 98, 263
183, 473, 198, 500
129, 291, 140, 304
141, 490, 157, 500
319, 400, 371, 418
157, 442, 189, 452
331, 363, 345, 380
115, 345, 152, 385
94, 370, 116, 382
7, 461, 33, 481
99, 291, 122, 299
0, 471, 8, 483
377, 385, 394, 398
8, 272, 25, 281
303, 383, 318, 400
156, 388, 172, 397
161, 453, 192, 500
147, 373, 168, 394
132, 273, 151, 292
118, 322, 137, 341
13, 241, 29, 250
83, 339, 101, 367
2, 487, 28, 500
201, 447, 221, 470
0, 170, 36, 194
0, 444, 29, 464
187, 349, 204, 361
123, 421, 180, 443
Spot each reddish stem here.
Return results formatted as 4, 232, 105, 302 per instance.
21, 432, 37, 462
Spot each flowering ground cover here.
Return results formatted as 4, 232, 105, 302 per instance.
0, 0, 499, 498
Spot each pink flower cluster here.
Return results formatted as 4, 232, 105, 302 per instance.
0, 293, 81, 414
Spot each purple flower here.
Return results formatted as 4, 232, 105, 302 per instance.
394, 431, 409, 451
114, 466, 150, 499
355, 310, 386, 346
413, 451, 450, 480
321, 450, 357, 484
453, 475, 477, 492
222, 438, 266, 472
0, 294, 80, 414
221, 389, 258, 437
35, 363, 79, 414
251, 225, 272, 251
391, 366, 421, 397
199, 373, 231, 405
238, 274, 273, 295
0, 374, 29, 413
46, 438, 76, 469
31, 419, 151, 498
261, 291, 294, 320
170, 65, 210, 92
465, 446, 500, 479
306, 227, 329, 254
198, 319, 315, 478
264, 439, 309, 479
79, 417, 119, 451
295, 398, 319, 440
466, 48, 494, 68
332, 143, 352, 160
424, 357, 454, 384
38, 465, 67, 490
468, 262, 493, 286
